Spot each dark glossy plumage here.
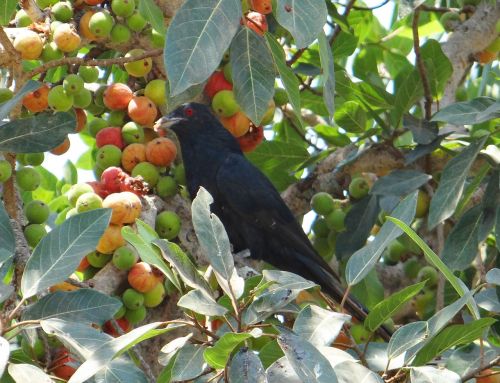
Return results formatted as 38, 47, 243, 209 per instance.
155, 103, 387, 336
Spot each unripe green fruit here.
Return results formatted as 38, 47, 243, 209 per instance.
350, 324, 371, 344
86, 102, 105, 116
0, 160, 12, 182
112, 246, 138, 270
76, 192, 103, 213
415, 190, 430, 218
439, 11, 461, 32
111, 24, 132, 44
155, 211, 181, 240
327, 230, 337, 248
148, 28, 165, 49
24, 152, 44, 166
66, 183, 94, 207
87, 118, 109, 138
212, 90, 240, 117
96, 145, 122, 168
132, 162, 160, 187
15, 10, 32, 27
384, 239, 406, 264
111, 0, 136, 18
403, 257, 420, 279
312, 217, 330, 237
50, 20, 62, 34
78, 66, 99, 83
63, 74, 84, 95
16, 167, 41, 191
103, 110, 126, 126
89, 10, 115, 38
156, 176, 177, 198
24, 200, 50, 224
311, 192, 335, 216
36, 0, 57, 9
52, 1, 73, 22
349, 177, 370, 199
125, 306, 147, 324
0, 88, 14, 104
114, 304, 126, 319
173, 164, 186, 185
260, 99, 276, 125
73, 88, 92, 109
223, 62, 232, 83
41, 41, 63, 62
24, 224, 47, 247
122, 288, 144, 310
143, 282, 166, 307
144, 79, 166, 106
325, 209, 346, 232
417, 266, 439, 287
124, 49, 152, 77
126, 12, 147, 32
313, 236, 333, 260
87, 251, 112, 268
273, 88, 288, 106
65, 207, 78, 219
122, 121, 144, 144
48, 85, 73, 112
486, 37, 500, 54
94, 85, 107, 108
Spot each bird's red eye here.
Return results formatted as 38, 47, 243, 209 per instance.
184, 107, 194, 117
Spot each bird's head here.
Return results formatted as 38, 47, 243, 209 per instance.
154, 102, 218, 137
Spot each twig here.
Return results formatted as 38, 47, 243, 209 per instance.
412, 7, 433, 121
0, 26, 20, 59
419, 5, 455, 13
20, 0, 45, 23
2, 319, 40, 335
25, 48, 163, 79
460, 356, 500, 382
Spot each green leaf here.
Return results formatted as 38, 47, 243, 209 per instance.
410, 366, 460, 383
230, 27, 275, 125
392, 69, 423, 127
191, 187, 244, 299
138, 0, 165, 33
332, 31, 358, 58
277, 330, 337, 383
177, 289, 228, 316
259, 340, 284, 369
318, 31, 335, 122
0, 0, 17, 25
386, 217, 479, 319
274, 0, 327, 49
171, 344, 206, 381
334, 101, 366, 133
265, 34, 303, 126
0, 337, 8, 378
21, 209, 111, 299
412, 318, 497, 366
365, 281, 426, 332
431, 97, 500, 125
204, 332, 252, 369
313, 124, 351, 146
165, 0, 241, 96
246, 140, 309, 174
403, 115, 438, 145
0, 201, 15, 264
0, 81, 41, 121
8, 364, 53, 383
420, 39, 452, 98
229, 348, 266, 383
0, 112, 76, 153
293, 305, 350, 347
346, 191, 417, 285
428, 137, 487, 229
370, 170, 431, 196
63, 160, 78, 185
441, 205, 482, 271
387, 321, 428, 360
23, 289, 121, 325
122, 224, 181, 291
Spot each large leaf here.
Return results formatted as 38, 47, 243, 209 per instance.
318, 31, 335, 122
265, 34, 302, 125
334, 101, 366, 133
246, 140, 309, 174
293, 305, 350, 347
191, 187, 244, 299
277, 330, 337, 383
165, 0, 241, 96
177, 289, 228, 316
365, 281, 426, 332
0, 80, 41, 121
446, 344, 499, 378
412, 318, 497, 366
392, 69, 423, 127
230, 27, 275, 125
8, 364, 53, 383
441, 205, 482, 271
0, 201, 15, 264
138, 0, 165, 33
0, 112, 76, 153
420, 39, 452, 98
274, 0, 327, 48
21, 209, 111, 299
428, 137, 487, 229
410, 366, 460, 383
0, 0, 17, 25
229, 348, 266, 383
346, 191, 417, 285
0, 337, 8, 378
370, 170, 431, 197
334, 361, 383, 383
403, 115, 438, 145
431, 97, 500, 125
170, 344, 206, 381
387, 321, 428, 360
23, 289, 121, 325
204, 332, 252, 369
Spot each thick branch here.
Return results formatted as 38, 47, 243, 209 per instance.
20, 0, 45, 24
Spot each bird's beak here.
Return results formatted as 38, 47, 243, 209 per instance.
153, 116, 183, 136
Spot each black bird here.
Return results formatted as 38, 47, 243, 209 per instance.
155, 103, 389, 339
